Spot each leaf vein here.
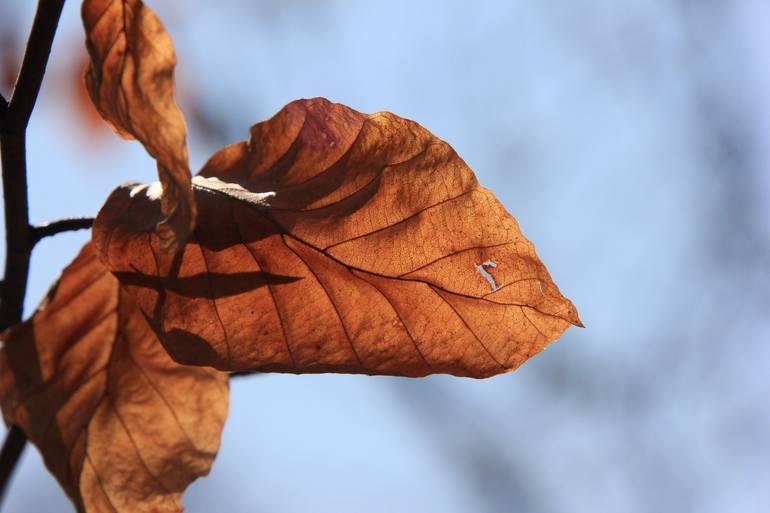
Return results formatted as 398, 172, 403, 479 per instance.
229, 201, 297, 370
429, 286, 504, 369
123, 346, 198, 451
399, 241, 515, 277
281, 235, 365, 368
194, 234, 233, 366
106, 392, 171, 493
350, 270, 432, 369
270, 143, 433, 214
323, 188, 475, 251
84, 452, 120, 513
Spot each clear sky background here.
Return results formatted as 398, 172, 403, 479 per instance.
1, 1, 769, 512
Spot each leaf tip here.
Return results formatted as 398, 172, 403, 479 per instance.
565, 303, 585, 328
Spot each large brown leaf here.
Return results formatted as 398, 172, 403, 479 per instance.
0, 244, 228, 513
82, 0, 195, 252
93, 98, 582, 378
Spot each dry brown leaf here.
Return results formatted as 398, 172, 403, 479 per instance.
0, 244, 228, 513
70, 51, 114, 138
93, 98, 581, 378
82, 0, 195, 252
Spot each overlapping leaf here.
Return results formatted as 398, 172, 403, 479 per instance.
82, 0, 195, 252
93, 98, 581, 378
0, 244, 228, 513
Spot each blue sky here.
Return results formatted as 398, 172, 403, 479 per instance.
2, 1, 769, 512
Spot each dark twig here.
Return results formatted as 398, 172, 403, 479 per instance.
0, 427, 26, 508
0, 126, 30, 330
4, 0, 66, 134
0, 0, 67, 508
30, 217, 95, 245
1, 0, 66, 328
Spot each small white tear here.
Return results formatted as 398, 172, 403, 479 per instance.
129, 183, 149, 198
476, 259, 499, 291
146, 181, 163, 201
192, 175, 275, 206
129, 181, 162, 200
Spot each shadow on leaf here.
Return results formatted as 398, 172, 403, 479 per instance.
114, 270, 301, 299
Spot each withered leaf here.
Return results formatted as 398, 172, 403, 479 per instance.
94, 98, 582, 378
82, 0, 195, 252
0, 244, 228, 513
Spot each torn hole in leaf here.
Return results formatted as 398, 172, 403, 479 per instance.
476, 259, 499, 291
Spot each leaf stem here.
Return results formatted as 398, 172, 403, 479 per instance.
30, 217, 95, 245
0, 0, 66, 508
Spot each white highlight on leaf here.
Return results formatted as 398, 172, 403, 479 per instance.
129, 183, 149, 198
192, 176, 275, 206
127, 177, 275, 207
146, 181, 163, 201
128, 181, 163, 200
476, 259, 499, 291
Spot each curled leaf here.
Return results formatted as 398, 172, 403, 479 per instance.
82, 0, 195, 252
94, 98, 581, 378
0, 244, 228, 513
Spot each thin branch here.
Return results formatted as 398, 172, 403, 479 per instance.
1, 0, 66, 330
30, 217, 95, 245
0, 131, 31, 330
0, 427, 26, 508
4, 0, 66, 134
0, 0, 67, 507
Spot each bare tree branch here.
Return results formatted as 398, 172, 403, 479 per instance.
4, 0, 66, 134
0, 427, 26, 509
0, 0, 67, 507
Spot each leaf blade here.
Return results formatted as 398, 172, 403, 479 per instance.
94, 98, 581, 378
0, 244, 228, 513
82, 0, 195, 252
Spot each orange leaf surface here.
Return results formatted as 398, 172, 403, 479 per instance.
93, 98, 581, 378
0, 244, 228, 513
82, 0, 195, 252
